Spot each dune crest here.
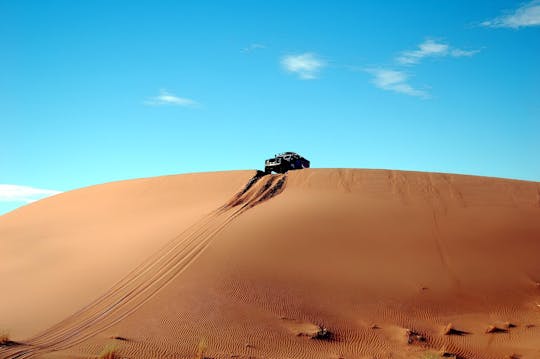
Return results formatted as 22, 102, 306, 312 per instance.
1, 169, 540, 359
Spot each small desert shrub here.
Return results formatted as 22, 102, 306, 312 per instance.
0, 331, 10, 345
441, 354, 458, 359
99, 343, 119, 359
437, 346, 459, 358
109, 335, 129, 341
312, 326, 331, 340
405, 329, 425, 344
422, 349, 457, 359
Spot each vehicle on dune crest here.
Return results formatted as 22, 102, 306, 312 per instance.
264, 152, 310, 174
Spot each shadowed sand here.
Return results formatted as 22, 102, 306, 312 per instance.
1, 169, 540, 359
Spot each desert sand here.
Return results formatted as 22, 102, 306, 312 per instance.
1, 168, 539, 359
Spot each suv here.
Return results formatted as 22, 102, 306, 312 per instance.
264, 152, 310, 174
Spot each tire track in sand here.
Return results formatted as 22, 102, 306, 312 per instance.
0, 171, 286, 359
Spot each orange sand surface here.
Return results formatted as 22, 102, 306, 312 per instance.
1, 169, 539, 359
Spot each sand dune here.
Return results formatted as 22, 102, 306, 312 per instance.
1, 169, 539, 359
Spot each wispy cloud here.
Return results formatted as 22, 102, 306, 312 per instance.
281, 53, 326, 79
242, 43, 266, 53
397, 39, 480, 65
450, 48, 481, 57
144, 89, 198, 107
397, 40, 449, 65
482, 0, 540, 28
0, 184, 61, 204
366, 68, 428, 98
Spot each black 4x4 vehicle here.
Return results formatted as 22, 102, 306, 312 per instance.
264, 152, 310, 174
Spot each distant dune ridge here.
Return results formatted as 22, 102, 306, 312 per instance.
1, 169, 539, 359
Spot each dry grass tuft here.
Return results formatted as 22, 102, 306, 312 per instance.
485, 325, 507, 334
422, 352, 440, 359
442, 323, 455, 335
442, 323, 468, 336
98, 343, 119, 359
194, 338, 207, 359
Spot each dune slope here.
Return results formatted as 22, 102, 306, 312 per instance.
1, 169, 540, 359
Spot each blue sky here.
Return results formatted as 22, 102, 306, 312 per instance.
1, 0, 539, 214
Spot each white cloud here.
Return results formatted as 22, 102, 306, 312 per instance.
397, 40, 479, 65
397, 40, 449, 64
144, 90, 198, 107
281, 53, 326, 79
0, 184, 61, 204
242, 43, 266, 53
366, 68, 428, 98
450, 48, 481, 57
482, 0, 540, 28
